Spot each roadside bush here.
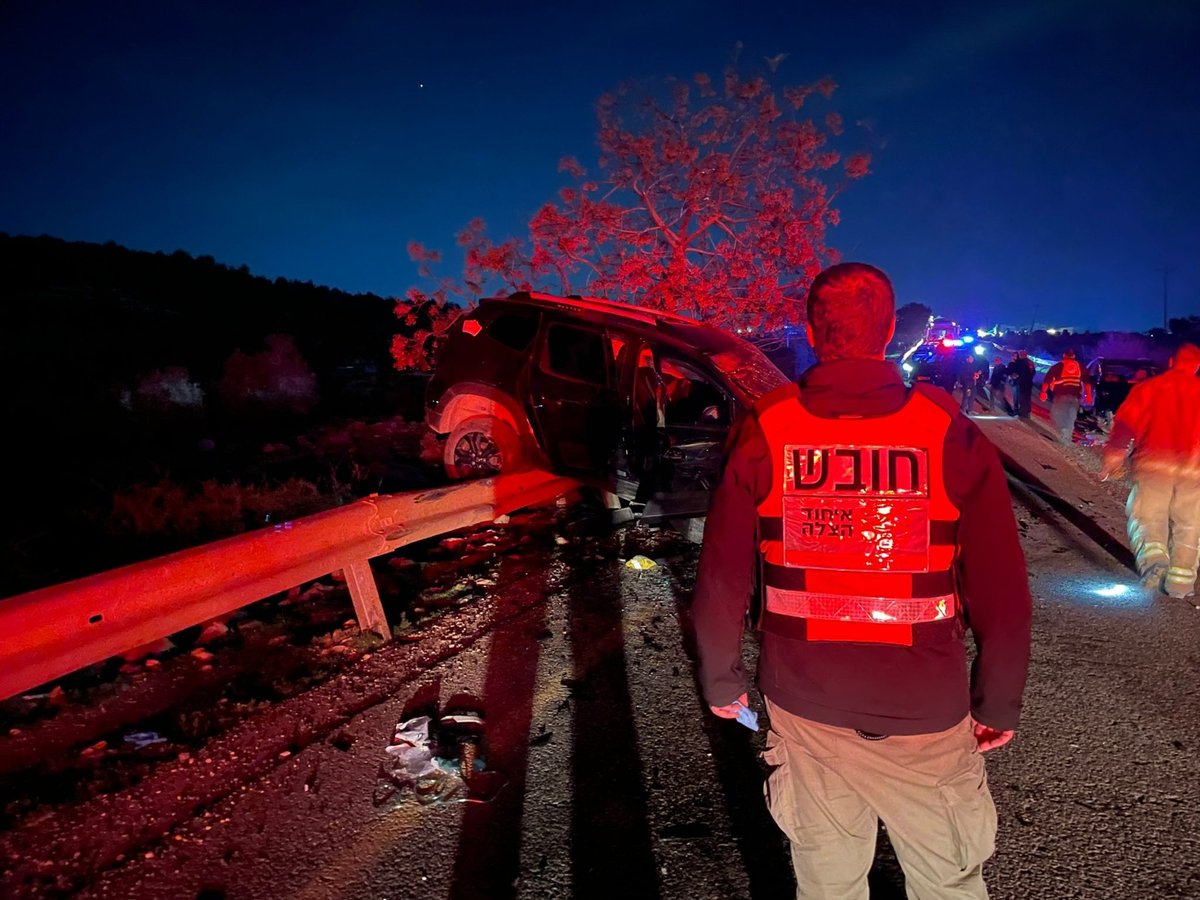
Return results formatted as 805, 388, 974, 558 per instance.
219, 334, 318, 416
109, 477, 334, 540
132, 366, 205, 413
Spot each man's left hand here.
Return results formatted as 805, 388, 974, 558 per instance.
972, 719, 1014, 752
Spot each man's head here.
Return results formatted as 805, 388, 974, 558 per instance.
1018, 350, 1028, 359
1063, 348, 1076, 360
1171, 342, 1200, 375
804, 262, 895, 361
994, 356, 1002, 365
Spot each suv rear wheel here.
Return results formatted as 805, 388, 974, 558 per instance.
444, 416, 524, 480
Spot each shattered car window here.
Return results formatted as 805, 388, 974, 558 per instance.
709, 346, 790, 400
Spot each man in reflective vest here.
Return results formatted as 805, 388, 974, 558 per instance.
693, 262, 1032, 899
1101, 343, 1200, 599
1040, 349, 1093, 443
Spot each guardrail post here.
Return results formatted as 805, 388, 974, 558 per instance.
343, 559, 390, 641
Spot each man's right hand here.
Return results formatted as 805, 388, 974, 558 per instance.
711, 693, 750, 719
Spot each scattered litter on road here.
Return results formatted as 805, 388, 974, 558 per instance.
124, 731, 168, 749
80, 740, 107, 759
375, 710, 507, 809
375, 715, 465, 808
625, 555, 658, 571
383, 716, 445, 778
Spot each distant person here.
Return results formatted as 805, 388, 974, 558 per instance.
694, 262, 1032, 900
989, 355, 1010, 413
1101, 343, 1200, 599
1005, 352, 1021, 416
1040, 348, 1093, 443
1011, 351, 1036, 419
956, 353, 984, 413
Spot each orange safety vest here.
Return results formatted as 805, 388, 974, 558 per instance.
1056, 359, 1082, 388
754, 384, 963, 647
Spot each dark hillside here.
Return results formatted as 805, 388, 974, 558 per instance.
0, 235, 437, 597
1, 233, 399, 383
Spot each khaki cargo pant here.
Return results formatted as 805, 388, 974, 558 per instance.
763, 699, 997, 900
1127, 472, 1200, 597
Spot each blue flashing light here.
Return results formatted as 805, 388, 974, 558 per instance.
974, 345, 986, 356
962, 334, 975, 343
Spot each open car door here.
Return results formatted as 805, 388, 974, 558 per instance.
637, 354, 734, 523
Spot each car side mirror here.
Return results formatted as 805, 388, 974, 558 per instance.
702, 405, 722, 422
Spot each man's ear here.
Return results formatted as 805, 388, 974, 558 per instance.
806, 322, 816, 349
886, 316, 896, 345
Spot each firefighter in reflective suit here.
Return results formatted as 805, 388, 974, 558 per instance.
694, 263, 1032, 900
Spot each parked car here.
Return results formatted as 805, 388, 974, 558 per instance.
424, 291, 790, 528
1085, 357, 1161, 417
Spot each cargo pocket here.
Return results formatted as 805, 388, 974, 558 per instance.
762, 730, 866, 849
937, 756, 998, 872
761, 730, 796, 838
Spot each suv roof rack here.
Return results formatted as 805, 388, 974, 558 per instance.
501, 290, 697, 329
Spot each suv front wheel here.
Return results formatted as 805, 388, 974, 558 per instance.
444, 415, 525, 480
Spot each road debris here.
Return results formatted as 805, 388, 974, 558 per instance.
124, 731, 168, 749
625, 555, 658, 571
374, 709, 508, 810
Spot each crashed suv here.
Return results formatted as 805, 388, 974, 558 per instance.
424, 291, 789, 527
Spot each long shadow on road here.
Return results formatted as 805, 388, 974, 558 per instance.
449, 551, 550, 900
564, 553, 661, 900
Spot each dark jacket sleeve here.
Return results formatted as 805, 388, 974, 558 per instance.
1043, 362, 1062, 392
946, 417, 1034, 730
691, 414, 770, 708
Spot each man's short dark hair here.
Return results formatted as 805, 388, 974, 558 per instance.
806, 262, 895, 361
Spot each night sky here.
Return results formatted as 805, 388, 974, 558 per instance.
2, 0, 1197, 332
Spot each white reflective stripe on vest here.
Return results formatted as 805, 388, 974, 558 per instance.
765, 586, 956, 623
1058, 360, 1082, 386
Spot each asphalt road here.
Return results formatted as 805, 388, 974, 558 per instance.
3, 416, 1198, 899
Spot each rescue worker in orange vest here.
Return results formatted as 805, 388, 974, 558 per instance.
1101, 343, 1200, 599
693, 262, 1032, 900
1040, 348, 1093, 443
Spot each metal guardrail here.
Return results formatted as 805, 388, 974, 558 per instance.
0, 470, 579, 701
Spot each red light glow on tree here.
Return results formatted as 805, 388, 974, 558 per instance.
393, 63, 870, 371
